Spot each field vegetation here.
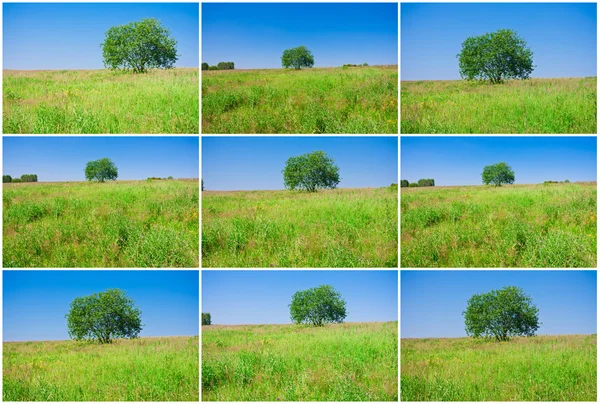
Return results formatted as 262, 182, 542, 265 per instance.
3, 68, 199, 134
202, 66, 398, 134
401, 183, 596, 267
3, 336, 199, 401
401, 335, 596, 401
401, 77, 596, 133
202, 187, 398, 267
3, 180, 199, 268
203, 322, 398, 401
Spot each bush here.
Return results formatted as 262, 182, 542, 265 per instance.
208, 66, 218, 71
400, 180, 409, 188
202, 313, 212, 326
11, 178, 22, 183
217, 62, 234, 70
3, 175, 12, 183
418, 178, 435, 187
409, 182, 418, 187
201, 63, 209, 71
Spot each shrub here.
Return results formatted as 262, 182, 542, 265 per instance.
217, 62, 234, 70
11, 178, 22, 183
409, 183, 418, 187
3, 175, 12, 183
208, 66, 218, 71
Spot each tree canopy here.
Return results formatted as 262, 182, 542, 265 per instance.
289, 285, 347, 327
66, 289, 142, 344
463, 286, 540, 341
202, 313, 212, 326
281, 46, 315, 70
482, 162, 515, 186
457, 29, 534, 84
101, 18, 178, 73
85, 158, 118, 182
283, 151, 340, 192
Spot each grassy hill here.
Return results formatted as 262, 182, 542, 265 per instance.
401, 335, 596, 401
3, 336, 199, 401
203, 322, 398, 401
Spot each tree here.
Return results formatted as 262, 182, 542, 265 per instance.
400, 180, 409, 188
283, 151, 340, 192
202, 63, 209, 71
418, 178, 435, 187
482, 162, 515, 186
457, 29, 534, 84
281, 46, 314, 70
289, 285, 347, 327
101, 18, 178, 74
66, 289, 142, 344
85, 158, 118, 182
20, 174, 38, 182
202, 313, 212, 326
3, 175, 12, 183
409, 182, 418, 187
463, 286, 540, 341
217, 62, 234, 70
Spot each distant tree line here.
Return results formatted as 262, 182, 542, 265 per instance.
147, 176, 174, 181
342, 63, 369, 67
3, 174, 38, 183
400, 179, 435, 188
202, 62, 235, 71
544, 180, 570, 184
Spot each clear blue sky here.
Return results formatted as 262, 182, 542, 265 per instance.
202, 271, 398, 325
3, 3, 199, 69
3, 271, 199, 342
202, 137, 398, 191
402, 3, 597, 80
3, 137, 198, 182
401, 271, 596, 338
401, 137, 596, 186
202, 3, 398, 68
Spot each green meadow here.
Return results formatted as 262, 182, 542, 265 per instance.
401, 77, 597, 134
3, 69, 199, 134
401, 335, 597, 401
202, 322, 398, 401
3, 336, 199, 401
401, 183, 596, 268
3, 180, 199, 268
202, 187, 398, 268
202, 66, 398, 134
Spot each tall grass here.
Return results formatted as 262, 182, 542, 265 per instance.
203, 322, 398, 401
3, 180, 199, 268
202, 66, 398, 134
202, 188, 398, 267
3, 336, 199, 401
401, 78, 597, 134
401, 183, 596, 267
3, 69, 199, 134
401, 335, 597, 401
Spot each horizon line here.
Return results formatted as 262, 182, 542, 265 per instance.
203, 320, 398, 327
402, 76, 597, 82
3, 334, 198, 343
401, 333, 596, 339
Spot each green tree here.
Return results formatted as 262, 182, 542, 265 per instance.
457, 29, 534, 84
20, 174, 38, 182
85, 158, 119, 182
283, 150, 340, 192
289, 285, 347, 327
202, 313, 212, 326
418, 178, 435, 187
202, 62, 209, 71
281, 46, 315, 70
482, 162, 515, 186
101, 18, 178, 73
3, 175, 12, 183
400, 180, 409, 188
463, 286, 540, 341
66, 289, 142, 344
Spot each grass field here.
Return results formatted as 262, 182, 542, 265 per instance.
401, 183, 596, 267
3, 69, 199, 134
401, 335, 596, 401
202, 322, 398, 401
202, 66, 398, 134
3, 180, 199, 268
401, 78, 597, 134
3, 336, 199, 401
202, 187, 398, 267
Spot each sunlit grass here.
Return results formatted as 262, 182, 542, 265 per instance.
401, 183, 596, 267
202, 66, 398, 134
3, 336, 199, 401
202, 187, 398, 268
3, 180, 199, 268
3, 69, 199, 134
401, 335, 597, 401
203, 322, 398, 401
401, 77, 597, 134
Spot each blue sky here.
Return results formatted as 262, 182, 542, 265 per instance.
202, 3, 398, 69
402, 3, 597, 80
202, 137, 398, 191
3, 3, 199, 69
3, 137, 198, 182
402, 271, 596, 338
401, 137, 596, 186
3, 271, 199, 342
202, 271, 398, 325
